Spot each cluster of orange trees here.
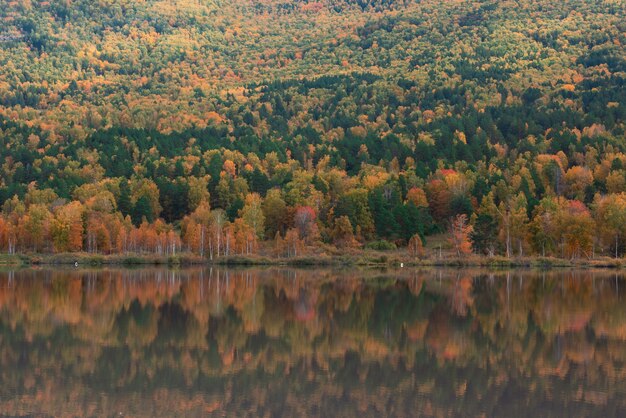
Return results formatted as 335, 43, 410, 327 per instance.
1, 156, 626, 260
0, 195, 181, 256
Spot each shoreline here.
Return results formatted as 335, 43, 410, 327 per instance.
1, 252, 625, 270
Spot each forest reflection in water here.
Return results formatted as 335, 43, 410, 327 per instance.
0, 267, 625, 417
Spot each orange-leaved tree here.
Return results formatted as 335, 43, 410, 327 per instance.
408, 234, 424, 259
449, 214, 473, 257
52, 201, 85, 253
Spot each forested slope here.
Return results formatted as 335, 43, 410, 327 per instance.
0, 0, 624, 258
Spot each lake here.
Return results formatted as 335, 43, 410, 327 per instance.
0, 267, 625, 417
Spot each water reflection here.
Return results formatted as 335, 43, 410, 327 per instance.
0, 268, 625, 417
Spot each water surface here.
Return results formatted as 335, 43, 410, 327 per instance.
0, 267, 625, 417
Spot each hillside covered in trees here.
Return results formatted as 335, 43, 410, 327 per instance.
0, 0, 625, 260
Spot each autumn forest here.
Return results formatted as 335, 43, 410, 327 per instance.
0, 0, 625, 261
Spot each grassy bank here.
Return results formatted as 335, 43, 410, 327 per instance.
13, 252, 207, 267
0, 254, 24, 266
211, 253, 626, 269
3, 251, 626, 270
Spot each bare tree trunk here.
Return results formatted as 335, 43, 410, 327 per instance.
505, 217, 511, 258
200, 225, 205, 258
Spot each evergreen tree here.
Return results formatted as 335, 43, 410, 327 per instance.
369, 188, 399, 239
132, 195, 154, 226
118, 180, 132, 217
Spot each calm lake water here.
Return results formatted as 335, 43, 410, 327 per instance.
0, 267, 625, 417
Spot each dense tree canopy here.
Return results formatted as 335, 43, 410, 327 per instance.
0, 0, 624, 259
